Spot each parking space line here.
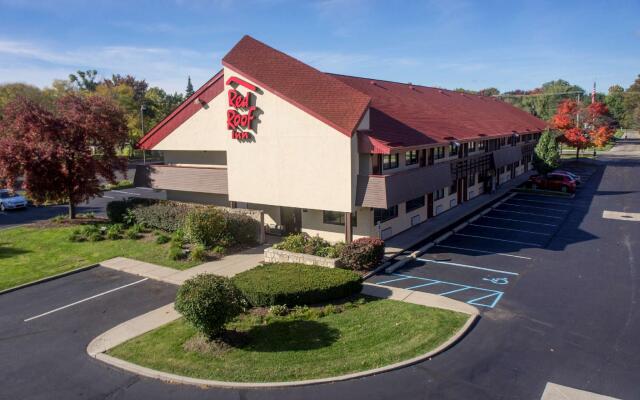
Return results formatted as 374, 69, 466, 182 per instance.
102, 195, 115, 199
23, 278, 148, 322
376, 276, 411, 285
493, 209, 564, 219
438, 287, 469, 296
502, 202, 567, 212
433, 244, 532, 260
511, 198, 573, 207
416, 258, 519, 276
110, 190, 141, 196
393, 273, 504, 309
482, 215, 559, 227
469, 223, 551, 236
455, 233, 543, 247
406, 281, 440, 290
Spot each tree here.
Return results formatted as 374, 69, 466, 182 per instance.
0, 94, 128, 218
503, 80, 585, 121
186, 76, 194, 98
532, 129, 559, 174
551, 99, 615, 159
622, 75, 640, 128
605, 85, 626, 127
68, 70, 99, 92
102, 74, 148, 104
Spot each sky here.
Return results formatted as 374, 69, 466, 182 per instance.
1, 0, 639, 95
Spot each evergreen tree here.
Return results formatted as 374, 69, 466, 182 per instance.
532, 129, 559, 174
186, 76, 194, 98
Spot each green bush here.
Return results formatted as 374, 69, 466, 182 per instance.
168, 243, 185, 260
268, 304, 288, 316
211, 245, 226, 255
171, 228, 186, 246
106, 198, 157, 224
189, 244, 207, 262
175, 274, 246, 339
225, 213, 260, 246
232, 263, 362, 307
274, 233, 342, 258
131, 201, 190, 232
339, 237, 385, 271
82, 225, 103, 242
183, 208, 227, 247
68, 227, 84, 242
155, 233, 170, 244
124, 224, 143, 240
106, 224, 123, 240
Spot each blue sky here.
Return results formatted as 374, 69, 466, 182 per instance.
1, 0, 638, 94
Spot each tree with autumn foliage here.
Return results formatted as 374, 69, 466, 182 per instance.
0, 93, 128, 218
551, 99, 615, 159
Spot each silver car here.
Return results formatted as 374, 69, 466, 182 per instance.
0, 189, 28, 211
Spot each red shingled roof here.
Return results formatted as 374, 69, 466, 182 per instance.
330, 74, 548, 150
222, 35, 371, 137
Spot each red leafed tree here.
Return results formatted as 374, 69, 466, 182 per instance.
551, 99, 615, 159
0, 93, 128, 218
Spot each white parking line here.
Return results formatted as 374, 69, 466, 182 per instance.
454, 233, 543, 247
512, 198, 572, 207
23, 278, 148, 322
493, 209, 564, 219
502, 202, 567, 212
110, 190, 141, 196
469, 223, 551, 236
102, 195, 115, 199
482, 215, 559, 227
417, 258, 519, 276
135, 187, 154, 191
434, 244, 532, 260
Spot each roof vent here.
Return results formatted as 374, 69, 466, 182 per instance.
370, 80, 376, 86
408, 82, 414, 90
438, 89, 444, 94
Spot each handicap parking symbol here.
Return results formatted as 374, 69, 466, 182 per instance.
483, 277, 509, 285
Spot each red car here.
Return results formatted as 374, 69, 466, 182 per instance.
529, 173, 576, 193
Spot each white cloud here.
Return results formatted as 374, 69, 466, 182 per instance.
0, 38, 219, 93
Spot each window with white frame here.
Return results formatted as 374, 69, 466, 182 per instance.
405, 150, 418, 165
382, 153, 399, 170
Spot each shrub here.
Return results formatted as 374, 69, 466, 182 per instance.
268, 304, 288, 316
189, 244, 207, 262
211, 245, 226, 255
82, 225, 103, 242
106, 224, 123, 240
274, 233, 341, 257
131, 201, 190, 232
155, 233, 170, 244
175, 274, 246, 339
50, 215, 66, 223
232, 263, 362, 307
225, 213, 260, 246
106, 198, 157, 224
339, 237, 385, 271
168, 243, 185, 260
68, 227, 84, 242
124, 224, 143, 240
183, 208, 227, 247
171, 229, 186, 246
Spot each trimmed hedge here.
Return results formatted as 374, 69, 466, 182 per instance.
130, 201, 191, 232
274, 233, 344, 258
106, 198, 157, 224
232, 263, 362, 307
339, 237, 385, 271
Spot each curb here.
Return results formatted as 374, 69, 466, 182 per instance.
90, 311, 478, 389
0, 264, 100, 296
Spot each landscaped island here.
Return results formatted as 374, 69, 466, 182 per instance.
106, 263, 468, 383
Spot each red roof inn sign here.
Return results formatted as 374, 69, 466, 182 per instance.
226, 76, 258, 141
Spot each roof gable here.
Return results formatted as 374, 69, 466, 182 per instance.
222, 35, 371, 137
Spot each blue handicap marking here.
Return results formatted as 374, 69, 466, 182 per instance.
482, 277, 509, 285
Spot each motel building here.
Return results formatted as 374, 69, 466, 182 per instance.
136, 35, 547, 243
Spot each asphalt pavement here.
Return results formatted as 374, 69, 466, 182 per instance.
1, 160, 639, 399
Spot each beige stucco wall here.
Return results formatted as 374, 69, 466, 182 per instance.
223, 67, 355, 213
166, 190, 229, 206
301, 208, 372, 243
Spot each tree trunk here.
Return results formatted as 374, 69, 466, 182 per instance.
68, 202, 76, 219
576, 147, 580, 160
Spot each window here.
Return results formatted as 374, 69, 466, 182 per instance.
500, 137, 506, 146
468, 142, 477, 152
405, 196, 425, 212
323, 211, 357, 226
435, 146, 446, 159
499, 166, 505, 174
449, 181, 457, 195
507, 164, 513, 171
468, 174, 476, 186
382, 153, 399, 170
449, 143, 458, 157
374, 205, 398, 224
514, 161, 520, 168
478, 172, 485, 183
478, 140, 486, 150
405, 150, 418, 165
434, 188, 445, 200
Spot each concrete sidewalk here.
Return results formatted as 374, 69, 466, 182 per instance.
384, 171, 534, 258
101, 241, 273, 285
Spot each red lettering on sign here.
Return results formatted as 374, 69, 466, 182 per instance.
226, 76, 259, 142
228, 89, 251, 108
227, 107, 256, 130
231, 130, 250, 140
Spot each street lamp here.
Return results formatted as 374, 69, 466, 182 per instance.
140, 104, 147, 164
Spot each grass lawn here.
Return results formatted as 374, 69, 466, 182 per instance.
0, 225, 200, 291
107, 297, 468, 382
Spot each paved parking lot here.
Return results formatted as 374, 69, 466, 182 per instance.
369, 166, 596, 311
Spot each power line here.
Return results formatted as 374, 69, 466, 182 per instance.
493, 91, 585, 98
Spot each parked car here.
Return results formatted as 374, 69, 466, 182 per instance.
0, 189, 28, 211
553, 170, 581, 184
529, 173, 577, 193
